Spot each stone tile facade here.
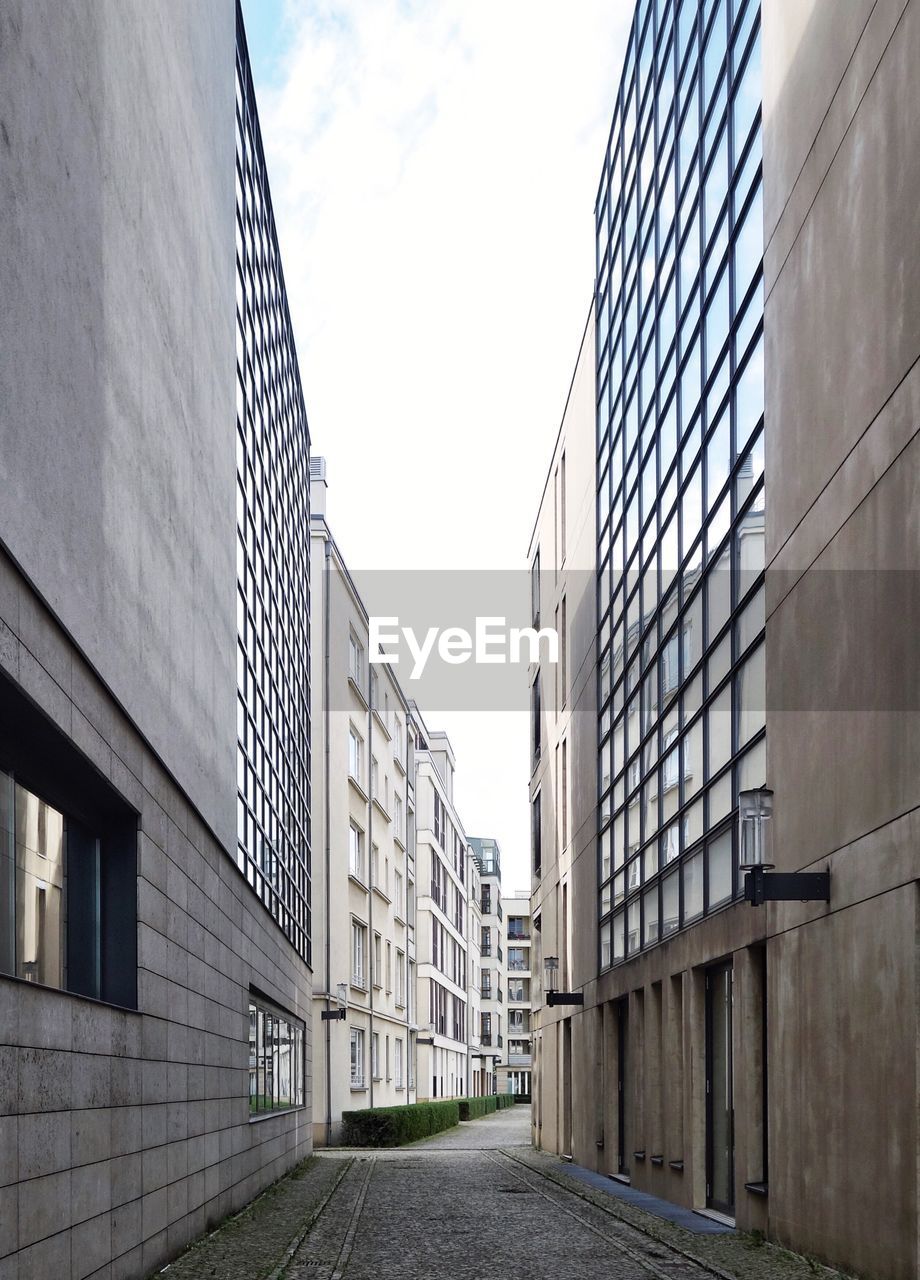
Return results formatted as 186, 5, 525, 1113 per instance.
0, 548, 313, 1279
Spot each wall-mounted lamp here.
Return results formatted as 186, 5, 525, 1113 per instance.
416, 1022, 436, 1046
739, 788, 830, 905
544, 956, 583, 1007
321, 982, 348, 1021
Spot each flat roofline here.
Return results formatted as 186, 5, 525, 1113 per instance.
526, 299, 594, 562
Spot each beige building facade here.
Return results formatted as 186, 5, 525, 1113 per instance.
499, 893, 533, 1098
310, 462, 415, 1145
470, 837, 503, 1095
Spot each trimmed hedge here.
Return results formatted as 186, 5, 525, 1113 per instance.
342, 1100, 459, 1147
457, 1093, 516, 1120
458, 1095, 495, 1120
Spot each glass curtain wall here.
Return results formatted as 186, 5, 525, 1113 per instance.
596, 0, 765, 969
235, 9, 312, 965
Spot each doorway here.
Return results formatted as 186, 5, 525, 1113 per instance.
616, 997, 629, 1178
706, 962, 734, 1213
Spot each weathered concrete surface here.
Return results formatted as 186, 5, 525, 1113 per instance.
0, 0, 238, 852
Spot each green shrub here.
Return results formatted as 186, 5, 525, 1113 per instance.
341, 1100, 459, 1147
495, 1093, 515, 1109
457, 1095, 498, 1121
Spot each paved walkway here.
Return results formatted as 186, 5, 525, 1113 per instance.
158, 1107, 848, 1280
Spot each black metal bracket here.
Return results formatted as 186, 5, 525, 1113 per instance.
744, 867, 830, 906
546, 991, 585, 1006
321, 1009, 346, 1021
416, 1037, 435, 1046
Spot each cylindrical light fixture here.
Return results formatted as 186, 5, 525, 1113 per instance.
544, 956, 559, 993
738, 787, 775, 870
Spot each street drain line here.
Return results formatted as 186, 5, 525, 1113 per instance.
484, 1151, 715, 1280
329, 1158, 376, 1280
495, 1148, 740, 1280
265, 1159, 355, 1280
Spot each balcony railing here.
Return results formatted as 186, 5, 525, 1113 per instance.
497, 1034, 503, 1048
507, 960, 530, 972
480, 986, 492, 999
481, 1033, 492, 1047
481, 943, 493, 957
507, 1053, 531, 1067
507, 930, 530, 941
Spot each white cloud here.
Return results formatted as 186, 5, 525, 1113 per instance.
252, 0, 631, 882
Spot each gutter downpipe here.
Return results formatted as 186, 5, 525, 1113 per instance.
324, 537, 333, 1147
367, 673, 375, 1109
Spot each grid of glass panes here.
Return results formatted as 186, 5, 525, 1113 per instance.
235, 20, 312, 964
595, 0, 765, 969
248, 997, 306, 1115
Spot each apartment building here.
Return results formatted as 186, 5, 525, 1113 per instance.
414, 716, 475, 1100
499, 893, 533, 1099
309, 461, 415, 1144
469, 836, 503, 1095
532, 1, 920, 1275
0, 4, 313, 1275
528, 307, 597, 1157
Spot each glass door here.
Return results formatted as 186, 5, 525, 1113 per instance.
706, 962, 734, 1213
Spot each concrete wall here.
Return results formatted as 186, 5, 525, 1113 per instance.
0, 548, 312, 1279
0, 0, 237, 854
763, 0, 920, 1274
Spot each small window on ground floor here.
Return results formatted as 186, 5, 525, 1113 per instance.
248, 993, 305, 1116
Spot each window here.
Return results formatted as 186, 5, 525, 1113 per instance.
386, 940, 392, 993
370, 667, 379, 710
394, 719, 403, 759
351, 919, 367, 988
348, 727, 363, 785
562, 738, 568, 849
371, 842, 379, 885
0, 724, 137, 1008
371, 755, 379, 798
349, 632, 364, 686
248, 995, 305, 1116
394, 795, 404, 841
395, 1037, 404, 1088
560, 451, 567, 564
531, 550, 541, 625
373, 932, 382, 988
350, 1028, 366, 1088
395, 868, 404, 919
561, 596, 568, 707
349, 822, 365, 881
372, 1031, 381, 1080
396, 949, 406, 1006
531, 673, 542, 760
532, 792, 542, 878
385, 1034, 391, 1080
385, 856, 390, 897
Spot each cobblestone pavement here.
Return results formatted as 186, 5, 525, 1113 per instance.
158, 1108, 851, 1280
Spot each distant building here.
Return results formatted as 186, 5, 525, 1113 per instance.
309, 460, 415, 1144
413, 714, 480, 1100
500, 892, 533, 1099
469, 836, 503, 1094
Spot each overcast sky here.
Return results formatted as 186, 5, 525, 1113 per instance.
242, 0, 631, 890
